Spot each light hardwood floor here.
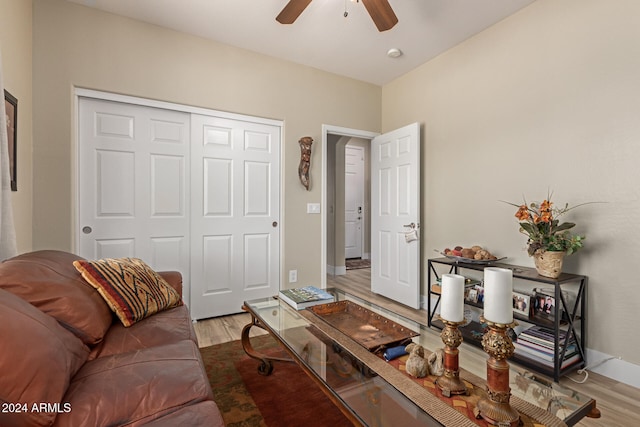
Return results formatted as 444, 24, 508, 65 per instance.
193, 268, 640, 426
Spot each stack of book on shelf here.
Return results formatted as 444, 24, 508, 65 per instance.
515, 325, 581, 368
278, 286, 335, 310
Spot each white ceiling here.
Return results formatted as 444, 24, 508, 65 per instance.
67, 0, 535, 86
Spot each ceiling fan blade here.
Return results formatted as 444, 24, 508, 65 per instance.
361, 0, 398, 32
276, 0, 313, 24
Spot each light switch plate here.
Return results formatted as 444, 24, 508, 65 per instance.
307, 203, 321, 214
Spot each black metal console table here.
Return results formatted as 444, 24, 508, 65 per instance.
427, 257, 587, 381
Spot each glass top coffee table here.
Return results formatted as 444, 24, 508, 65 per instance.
242, 288, 598, 427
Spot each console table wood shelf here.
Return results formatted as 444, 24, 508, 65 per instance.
427, 257, 588, 382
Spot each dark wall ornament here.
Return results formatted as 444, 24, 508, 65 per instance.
298, 136, 313, 191
4, 90, 17, 191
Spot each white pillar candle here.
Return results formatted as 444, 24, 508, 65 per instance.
483, 267, 513, 324
440, 274, 465, 322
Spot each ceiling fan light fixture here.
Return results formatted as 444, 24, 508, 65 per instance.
278, 0, 397, 32
387, 48, 403, 58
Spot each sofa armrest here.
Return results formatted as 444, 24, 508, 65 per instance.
158, 271, 183, 298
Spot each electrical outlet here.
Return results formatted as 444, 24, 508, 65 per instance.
289, 269, 297, 283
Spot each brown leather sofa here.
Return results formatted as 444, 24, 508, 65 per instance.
0, 250, 225, 427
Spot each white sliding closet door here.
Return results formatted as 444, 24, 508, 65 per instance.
189, 114, 281, 319
78, 98, 191, 291
78, 95, 281, 319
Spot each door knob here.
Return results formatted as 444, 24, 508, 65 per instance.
272, 221, 278, 228
82, 226, 92, 234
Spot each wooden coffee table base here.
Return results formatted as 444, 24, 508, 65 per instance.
241, 306, 293, 376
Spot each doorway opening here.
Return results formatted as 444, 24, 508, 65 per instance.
322, 123, 422, 309
321, 125, 378, 289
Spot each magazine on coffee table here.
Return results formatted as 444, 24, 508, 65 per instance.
278, 286, 335, 310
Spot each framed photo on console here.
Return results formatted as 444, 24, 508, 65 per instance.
533, 288, 556, 320
474, 285, 484, 304
465, 288, 478, 303
512, 291, 531, 318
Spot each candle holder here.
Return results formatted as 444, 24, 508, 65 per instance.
474, 315, 521, 427
435, 316, 468, 397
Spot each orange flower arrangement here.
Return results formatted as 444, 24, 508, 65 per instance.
503, 194, 587, 256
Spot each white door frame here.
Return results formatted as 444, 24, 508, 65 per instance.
321, 125, 379, 287
73, 88, 285, 310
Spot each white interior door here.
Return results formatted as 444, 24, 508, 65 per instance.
371, 123, 420, 309
345, 145, 364, 259
78, 98, 191, 293
190, 114, 281, 319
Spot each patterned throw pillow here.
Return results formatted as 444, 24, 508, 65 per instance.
73, 257, 182, 327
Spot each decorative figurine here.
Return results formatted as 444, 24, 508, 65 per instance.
403, 343, 445, 379
298, 136, 313, 190
428, 348, 445, 377
405, 343, 429, 378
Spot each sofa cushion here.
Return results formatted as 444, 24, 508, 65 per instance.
0, 289, 89, 427
88, 304, 197, 360
133, 401, 225, 427
54, 340, 214, 427
0, 250, 113, 345
73, 257, 183, 327
158, 270, 183, 296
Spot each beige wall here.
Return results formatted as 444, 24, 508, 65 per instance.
0, 0, 33, 254
32, 0, 381, 286
383, 0, 640, 373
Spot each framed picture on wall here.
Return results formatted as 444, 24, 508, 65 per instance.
4, 90, 17, 191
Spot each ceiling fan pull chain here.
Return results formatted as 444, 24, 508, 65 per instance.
344, 0, 361, 18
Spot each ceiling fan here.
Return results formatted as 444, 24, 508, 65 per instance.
276, 0, 398, 32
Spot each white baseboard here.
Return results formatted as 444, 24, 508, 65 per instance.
585, 348, 640, 389
327, 265, 347, 276
420, 294, 428, 310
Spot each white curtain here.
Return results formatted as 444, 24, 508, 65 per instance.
0, 50, 18, 260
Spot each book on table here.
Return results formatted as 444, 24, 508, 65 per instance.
278, 286, 335, 310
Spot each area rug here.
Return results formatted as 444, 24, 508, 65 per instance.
346, 258, 371, 270
199, 334, 352, 427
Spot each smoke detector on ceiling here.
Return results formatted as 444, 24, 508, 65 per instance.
387, 48, 403, 58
